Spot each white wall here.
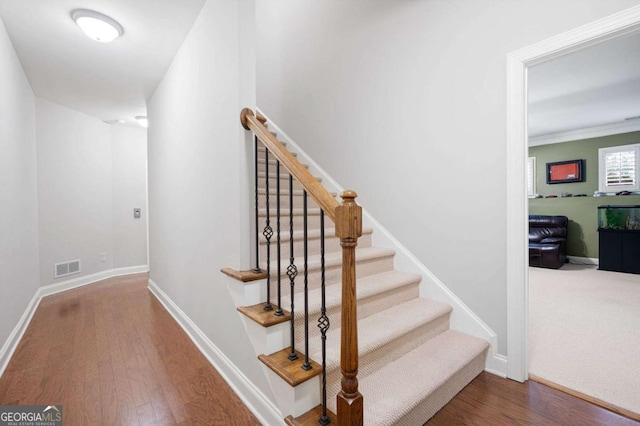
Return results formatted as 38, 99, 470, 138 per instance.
147, 0, 273, 412
0, 16, 39, 352
256, 0, 640, 355
36, 98, 114, 286
36, 99, 148, 286
112, 125, 148, 268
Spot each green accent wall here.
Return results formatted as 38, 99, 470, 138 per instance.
529, 131, 640, 259
529, 196, 640, 258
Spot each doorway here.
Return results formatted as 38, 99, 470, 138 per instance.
505, 4, 640, 384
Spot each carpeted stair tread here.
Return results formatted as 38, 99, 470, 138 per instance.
259, 226, 373, 244
262, 246, 396, 277
292, 270, 422, 320
257, 171, 322, 182
258, 207, 322, 216
357, 329, 489, 425
308, 298, 452, 372
257, 188, 336, 197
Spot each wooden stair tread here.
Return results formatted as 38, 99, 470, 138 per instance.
220, 267, 267, 282
285, 405, 337, 426
258, 348, 322, 387
237, 303, 291, 327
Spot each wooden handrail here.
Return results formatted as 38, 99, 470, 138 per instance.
241, 108, 363, 425
241, 108, 340, 222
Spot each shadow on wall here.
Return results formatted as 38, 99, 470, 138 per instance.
567, 219, 587, 257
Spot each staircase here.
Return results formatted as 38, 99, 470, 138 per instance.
225, 109, 489, 425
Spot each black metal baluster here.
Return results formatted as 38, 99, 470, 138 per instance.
253, 136, 261, 273
263, 147, 273, 311
275, 160, 283, 317
302, 190, 311, 371
287, 174, 298, 361
318, 209, 330, 425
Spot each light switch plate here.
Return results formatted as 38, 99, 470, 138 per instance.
134, 208, 141, 219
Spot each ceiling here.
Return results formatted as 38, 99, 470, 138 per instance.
1, 2, 637, 134
0, 0, 206, 126
528, 31, 640, 140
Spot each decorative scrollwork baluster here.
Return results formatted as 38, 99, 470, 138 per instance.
318, 209, 330, 425
275, 160, 283, 317
253, 136, 261, 274
302, 190, 311, 371
263, 147, 273, 311
287, 174, 299, 361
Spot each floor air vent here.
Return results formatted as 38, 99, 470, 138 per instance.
54, 260, 81, 278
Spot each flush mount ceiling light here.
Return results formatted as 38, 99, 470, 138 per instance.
71, 9, 124, 43
135, 116, 148, 128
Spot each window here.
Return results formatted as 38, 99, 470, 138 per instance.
599, 144, 640, 193
527, 157, 536, 196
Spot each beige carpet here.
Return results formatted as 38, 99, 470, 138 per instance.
529, 264, 640, 416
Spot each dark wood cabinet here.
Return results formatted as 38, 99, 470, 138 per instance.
598, 229, 640, 274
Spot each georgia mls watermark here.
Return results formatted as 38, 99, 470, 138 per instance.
0, 405, 62, 426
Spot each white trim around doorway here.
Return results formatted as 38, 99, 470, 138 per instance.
505, 5, 640, 382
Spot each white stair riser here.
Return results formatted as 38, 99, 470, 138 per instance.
226, 277, 264, 307
261, 366, 319, 418
242, 317, 289, 357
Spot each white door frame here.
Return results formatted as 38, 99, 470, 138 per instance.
505, 5, 640, 382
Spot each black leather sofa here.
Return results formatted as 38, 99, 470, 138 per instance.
529, 215, 568, 269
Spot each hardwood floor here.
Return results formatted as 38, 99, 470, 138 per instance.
0, 274, 259, 426
2, 273, 639, 426
427, 372, 640, 426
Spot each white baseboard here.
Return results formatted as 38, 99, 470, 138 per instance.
259, 109, 509, 378
40, 265, 149, 297
567, 256, 599, 266
0, 265, 148, 379
0, 289, 42, 379
147, 279, 283, 426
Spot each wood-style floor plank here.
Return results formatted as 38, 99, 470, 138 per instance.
0, 274, 258, 426
427, 372, 640, 426
2, 273, 637, 426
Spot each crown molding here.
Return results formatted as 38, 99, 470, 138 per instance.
529, 119, 640, 146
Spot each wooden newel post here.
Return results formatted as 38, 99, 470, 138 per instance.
335, 190, 363, 426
